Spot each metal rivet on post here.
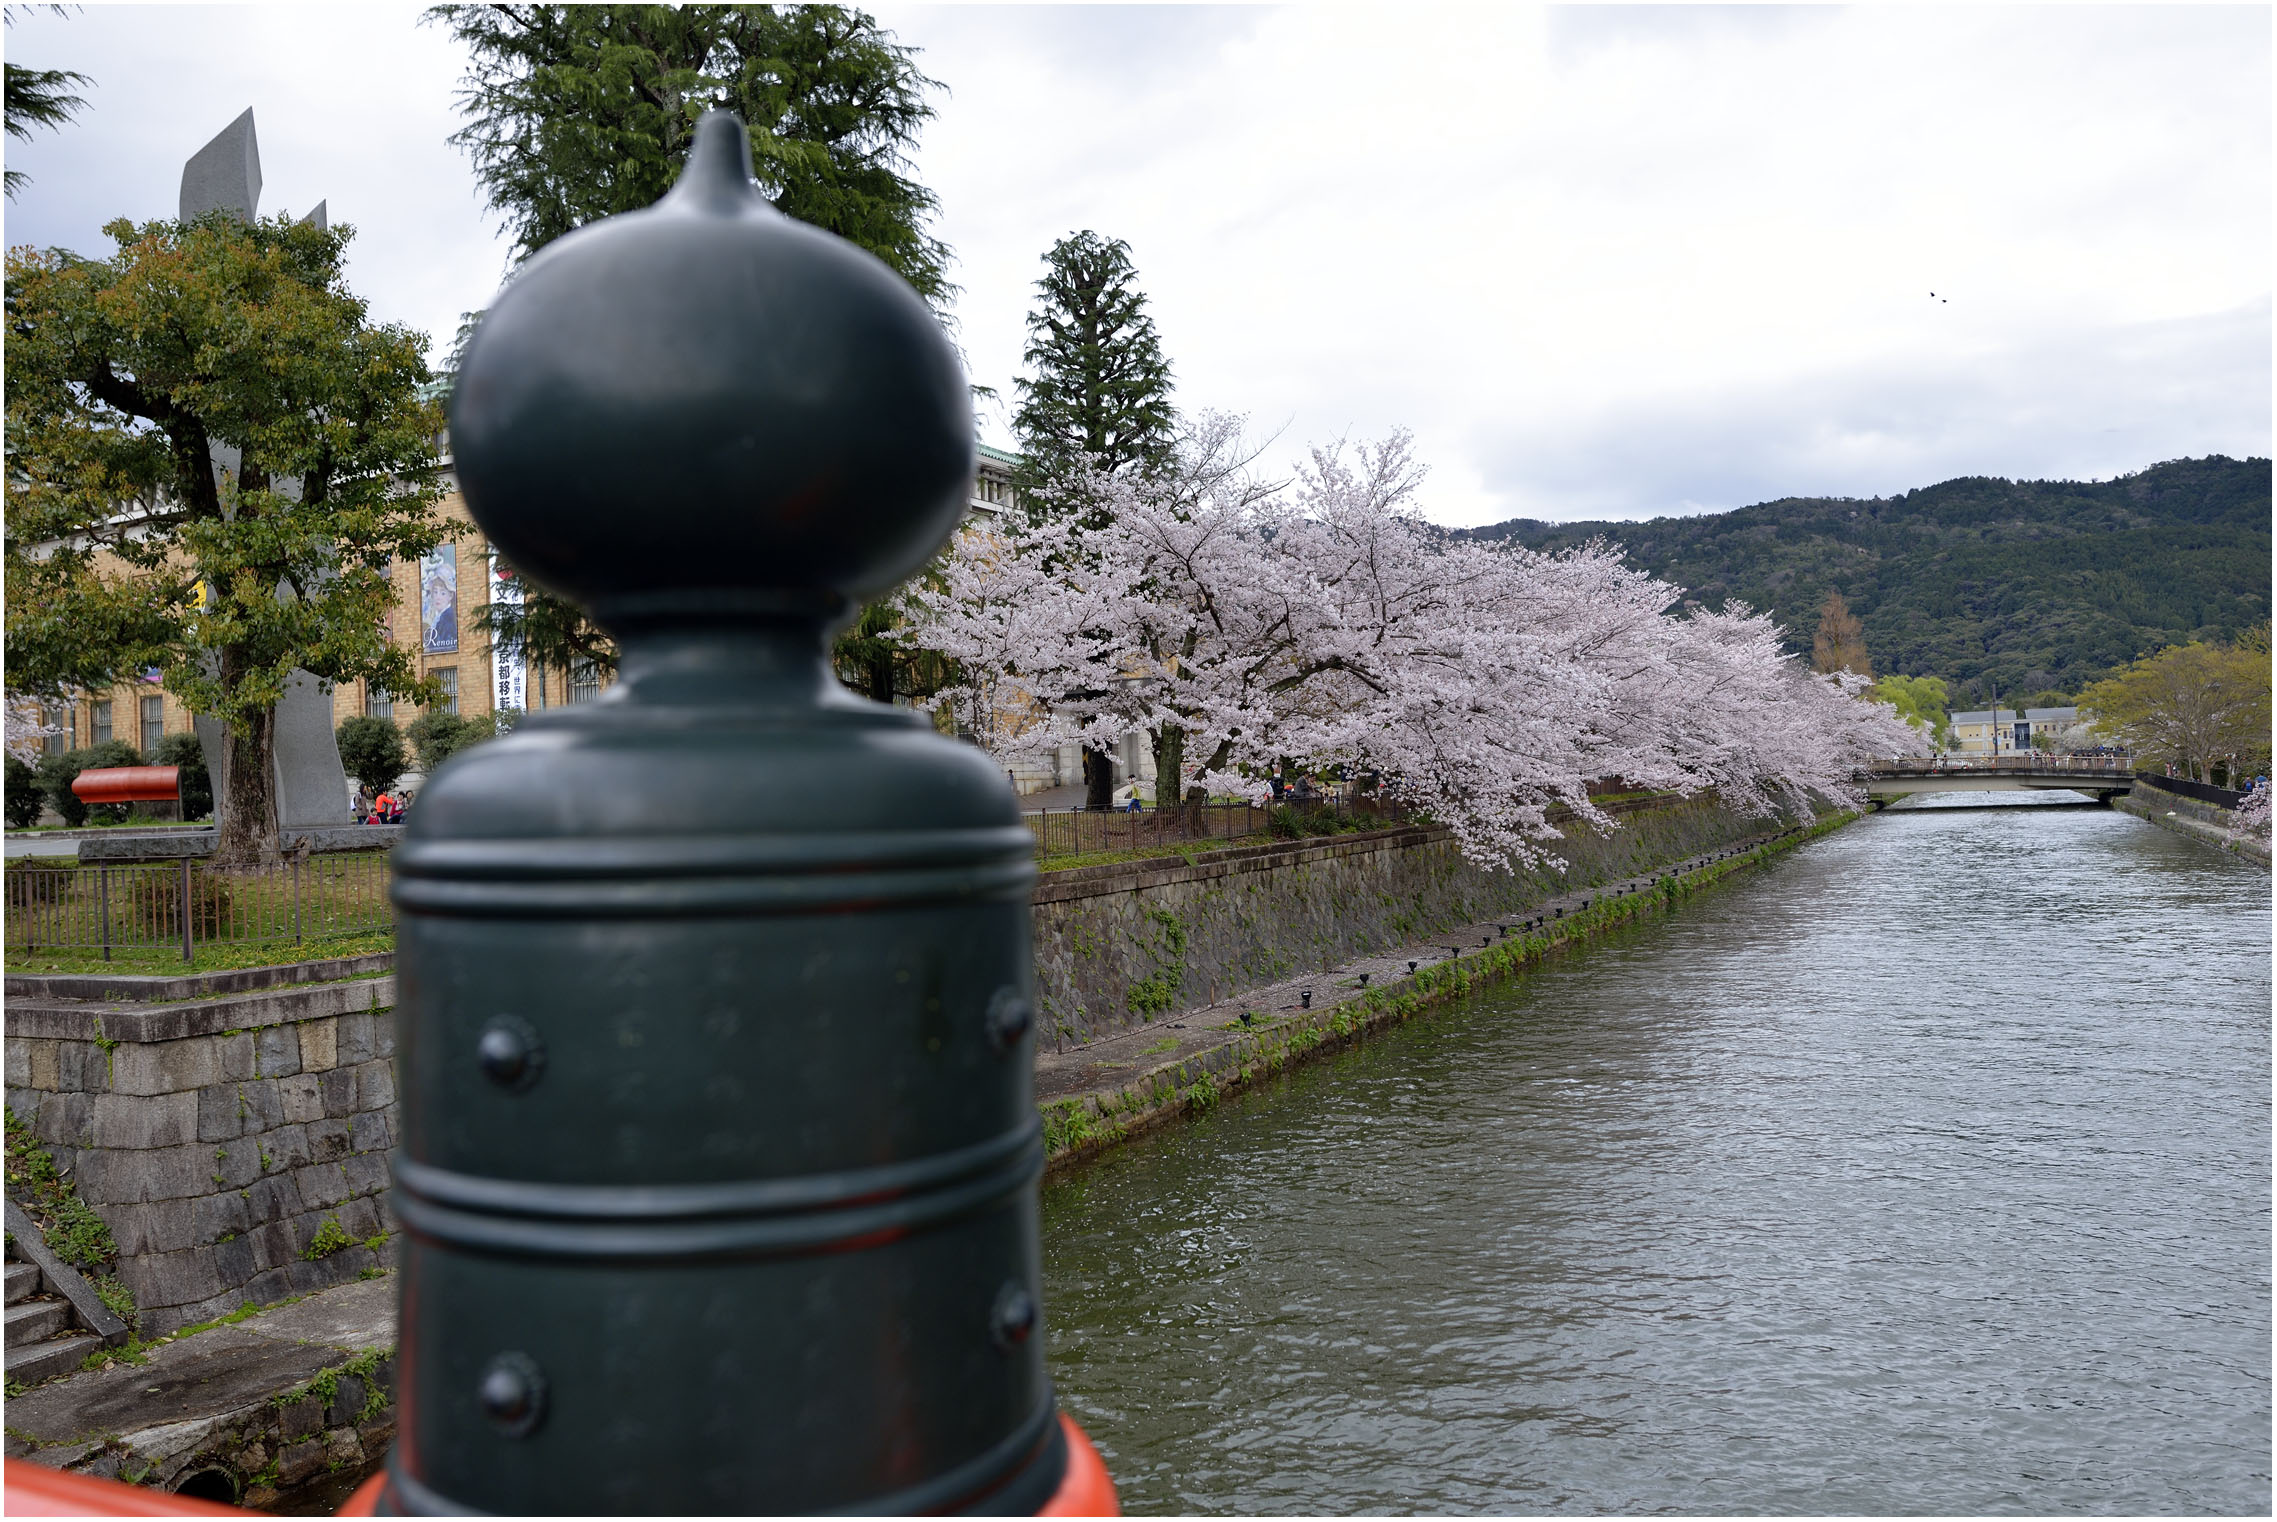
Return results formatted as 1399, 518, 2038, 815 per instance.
478, 1352, 547, 1438
986, 989, 1034, 1053
476, 1016, 544, 1091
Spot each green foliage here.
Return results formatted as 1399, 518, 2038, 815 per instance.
301, 1216, 353, 1261
431, 6, 958, 689
334, 715, 408, 796
403, 710, 500, 773
4, 752, 43, 829
3, 1106, 128, 1318
469, 561, 621, 686
1872, 674, 1952, 745
4, 54, 91, 200
2078, 631, 2271, 781
4, 212, 455, 862
1471, 456, 2271, 694
430, 3, 950, 302
32, 742, 141, 827
1013, 229, 1177, 524
151, 731, 213, 820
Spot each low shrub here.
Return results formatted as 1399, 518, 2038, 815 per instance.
4, 753, 44, 829
152, 732, 214, 821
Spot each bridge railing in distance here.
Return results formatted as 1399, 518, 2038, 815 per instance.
1859, 754, 2134, 778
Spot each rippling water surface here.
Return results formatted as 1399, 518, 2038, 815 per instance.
1039, 799, 2271, 1514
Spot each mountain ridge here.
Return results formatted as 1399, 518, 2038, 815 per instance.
1463, 455, 2271, 697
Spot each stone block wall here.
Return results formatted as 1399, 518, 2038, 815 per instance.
5, 981, 398, 1337
1031, 793, 1787, 1050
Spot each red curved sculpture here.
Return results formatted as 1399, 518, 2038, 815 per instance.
69, 766, 180, 804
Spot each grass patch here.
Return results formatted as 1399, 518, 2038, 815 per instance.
5, 928, 394, 978
1040, 840, 1239, 874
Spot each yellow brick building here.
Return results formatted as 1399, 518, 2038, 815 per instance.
41, 445, 1021, 764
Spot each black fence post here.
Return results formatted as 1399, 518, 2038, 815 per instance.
99, 866, 111, 963
179, 856, 192, 964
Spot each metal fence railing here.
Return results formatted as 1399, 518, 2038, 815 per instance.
2137, 772, 2249, 810
1861, 753, 2136, 778
4, 852, 394, 962
1020, 797, 1416, 861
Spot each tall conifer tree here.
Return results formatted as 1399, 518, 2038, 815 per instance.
1012, 231, 1176, 805
430, 3, 955, 692
1012, 230, 1176, 528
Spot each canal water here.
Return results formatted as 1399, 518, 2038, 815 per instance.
1038, 798, 2272, 1514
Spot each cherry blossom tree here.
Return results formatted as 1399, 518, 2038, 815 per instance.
911, 423, 1921, 869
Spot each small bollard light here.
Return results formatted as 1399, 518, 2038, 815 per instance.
1408, 960, 1419, 973
1300, 990, 1313, 1009
394, 112, 1102, 1517
1358, 972, 1371, 986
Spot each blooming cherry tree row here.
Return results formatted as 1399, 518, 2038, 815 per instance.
908, 418, 1923, 869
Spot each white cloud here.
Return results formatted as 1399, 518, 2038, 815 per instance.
5, 3, 2266, 527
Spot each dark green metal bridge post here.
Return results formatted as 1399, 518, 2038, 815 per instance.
382, 112, 1071, 1514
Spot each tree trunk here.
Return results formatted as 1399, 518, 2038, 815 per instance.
212, 706, 282, 867
1149, 724, 1184, 810
1082, 745, 1114, 811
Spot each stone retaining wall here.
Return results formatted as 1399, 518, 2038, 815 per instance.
2113, 782, 2272, 867
4, 978, 399, 1337
1031, 793, 1790, 1050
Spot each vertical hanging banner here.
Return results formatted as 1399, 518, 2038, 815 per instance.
490, 551, 527, 715
421, 544, 459, 653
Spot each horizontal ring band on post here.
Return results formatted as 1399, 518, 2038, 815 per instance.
380, 1388, 1065, 1517
396, 1119, 1041, 1220
389, 860, 1038, 917
392, 1130, 1044, 1260
393, 827, 1040, 880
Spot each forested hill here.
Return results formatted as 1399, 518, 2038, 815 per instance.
1465, 456, 2271, 696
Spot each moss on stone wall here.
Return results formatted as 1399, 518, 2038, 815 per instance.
1031, 794, 1801, 1050
1041, 810, 1856, 1174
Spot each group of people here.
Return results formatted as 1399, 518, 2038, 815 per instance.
352, 786, 410, 824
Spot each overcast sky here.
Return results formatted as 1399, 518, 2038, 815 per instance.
3, 3, 2268, 526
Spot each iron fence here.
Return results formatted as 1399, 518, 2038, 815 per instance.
1020, 797, 1415, 861
4, 851, 394, 962
2137, 772, 2249, 810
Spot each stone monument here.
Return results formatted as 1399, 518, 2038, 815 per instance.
180, 109, 355, 833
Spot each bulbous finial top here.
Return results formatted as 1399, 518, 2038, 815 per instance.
448, 111, 973, 625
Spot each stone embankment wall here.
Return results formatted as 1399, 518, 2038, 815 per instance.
2113, 780, 2271, 867
2, 793, 1786, 1330
1031, 793, 1786, 1050
4, 962, 400, 1337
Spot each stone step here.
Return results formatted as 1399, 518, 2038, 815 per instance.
2, 1329, 98, 1385
7, 1295, 70, 1345
5, 1261, 40, 1305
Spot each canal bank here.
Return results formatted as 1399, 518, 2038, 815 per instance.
1038, 795, 2272, 1514
2111, 777, 2271, 867
1037, 808, 1857, 1175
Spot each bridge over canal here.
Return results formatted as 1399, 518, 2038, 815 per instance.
1858, 756, 2136, 804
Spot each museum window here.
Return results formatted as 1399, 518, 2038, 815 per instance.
91, 700, 113, 747
140, 695, 164, 754
433, 668, 458, 715
367, 684, 393, 719
569, 660, 602, 705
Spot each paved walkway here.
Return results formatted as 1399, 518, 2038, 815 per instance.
4, 1272, 393, 1484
